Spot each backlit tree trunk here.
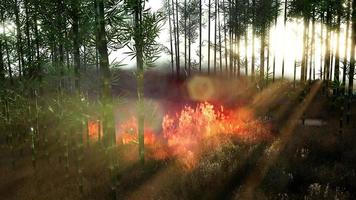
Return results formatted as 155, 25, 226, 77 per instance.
171, 0, 178, 76
175, 0, 180, 78
324, 10, 331, 93
0, 9, 4, 80
14, 0, 24, 78
334, 13, 341, 95
24, 0, 32, 78
94, 0, 114, 147
214, 0, 217, 74
72, 0, 81, 91
343, 0, 351, 94
184, 0, 187, 73
133, 0, 145, 164
208, 0, 211, 74
168, 0, 174, 75
301, 18, 309, 83
310, 13, 315, 82
251, 0, 256, 80
2, 15, 13, 84
199, 0, 202, 72
260, 31, 265, 82
33, 1, 41, 81
349, 0, 356, 96
281, 0, 287, 79
223, 0, 228, 75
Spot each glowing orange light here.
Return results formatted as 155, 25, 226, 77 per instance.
117, 117, 156, 145
117, 102, 273, 169
87, 119, 101, 141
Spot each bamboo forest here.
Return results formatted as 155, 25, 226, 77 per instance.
1, 0, 356, 199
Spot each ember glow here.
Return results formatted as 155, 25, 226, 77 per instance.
117, 102, 273, 169
118, 116, 156, 145
87, 119, 102, 141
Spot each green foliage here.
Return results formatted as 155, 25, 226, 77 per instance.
289, 0, 318, 19
253, 0, 280, 35
289, 0, 346, 29
222, 0, 252, 36
178, 0, 200, 42
123, 1, 164, 68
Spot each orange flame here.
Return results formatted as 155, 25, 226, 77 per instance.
117, 102, 273, 169
87, 119, 101, 141
118, 116, 156, 145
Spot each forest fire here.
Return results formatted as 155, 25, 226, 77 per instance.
119, 116, 156, 145
87, 119, 102, 141
116, 102, 273, 169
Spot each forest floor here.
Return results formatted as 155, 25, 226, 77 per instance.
1, 80, 356, 200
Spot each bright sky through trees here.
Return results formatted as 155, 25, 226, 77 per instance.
115, 0, 352, 83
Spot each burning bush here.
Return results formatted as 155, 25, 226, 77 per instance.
117, 102, 273, 169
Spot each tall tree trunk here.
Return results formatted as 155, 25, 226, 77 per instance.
252, 30, 255, 79
281, 0, 287, 79
208, 0, 211, 74
0, 10, 4, 80
65, 30, 70, 72
133, 0, 145, 164
94, 0, 114, 148
83, 45, 87, 72
325, 10, 332, 93
73, 2, 81, 90
14, 0, 24, 78
229, 2, 233, 77
349, 0, 356, 97
175, 0, 180, 78
5, 40, 12, 84
24, 0, 32, 78
57, 0, 65, 89
343, 0, 351, 95
95, 0, 111, 98
260, 31, 265, 83
223, 0, 228, 75
237, 37, 240, 77
334, 14, 341, 95
304, 21, 310, 82
309, 13, 315, 83
33, 1, 41, 81
72, 0, 81, 91
2, 16, 13, 84
233, 34, 236, 77
330, 51, 334, 82
245, 0, 249, 77
199, 0, 202, 72
320, 17, 324, 80
293, 59, 297, 88
301, 18, 309, 83
251, 0, 256, 80
266, 33, 270, 83
233, 1, 237, 77
171, 0, 178, 77
168, 0, 174, 75
214, 0, 217, 74
95, 49, 99, 73
0, 37, 3, 80
245, 31, 248, 76
188, 8, 191, 76
184, 0, 187, 74
272, 1, 278, 82
218, 0, 222, 74
229, 30, 234, 78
